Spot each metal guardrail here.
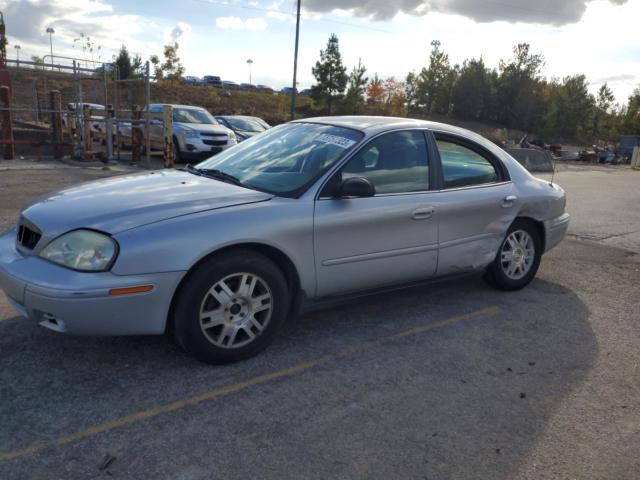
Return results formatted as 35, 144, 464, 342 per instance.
5, 58, 98, 74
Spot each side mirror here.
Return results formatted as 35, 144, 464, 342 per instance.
338, 177, 375, 198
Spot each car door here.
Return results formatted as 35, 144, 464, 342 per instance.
313, 130, 438, 298
432, 133, 517, 275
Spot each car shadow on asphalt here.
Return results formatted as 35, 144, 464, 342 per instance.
0, 273, 596, 479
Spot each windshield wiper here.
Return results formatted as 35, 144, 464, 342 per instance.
185, 164, 244, 187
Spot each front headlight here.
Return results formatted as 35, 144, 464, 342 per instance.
182, 128, 199, 139
40, 230, 118, 272
228, 130, 237, 144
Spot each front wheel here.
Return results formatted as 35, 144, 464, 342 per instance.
173, 250, 290, 364
484, 219, 542, 291
172, 137, 182, 163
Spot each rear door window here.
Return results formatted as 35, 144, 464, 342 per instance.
436, 139, 499, 189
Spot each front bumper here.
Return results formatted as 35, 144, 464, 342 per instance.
179, 136, 235, 159
544, 212, 570, 252
0, 228, 184, 335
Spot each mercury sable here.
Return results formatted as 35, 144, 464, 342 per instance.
0, 117, 569, 364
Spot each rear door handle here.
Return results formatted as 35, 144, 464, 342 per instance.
412, 206, 435, 220
502, 195, 517, 208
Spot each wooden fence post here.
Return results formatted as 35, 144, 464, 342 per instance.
0, 86, 15, 160
163, 104, 174, 168
82, 104, 92, 160
49, 90, 63, 159
105, 104, 114, 162
131, 106, 142, 163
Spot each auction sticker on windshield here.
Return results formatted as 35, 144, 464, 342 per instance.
317, 133, 357, 149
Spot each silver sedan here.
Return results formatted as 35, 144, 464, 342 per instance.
0, 117, 569, 364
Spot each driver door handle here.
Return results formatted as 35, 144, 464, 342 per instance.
412, 206, 435, 220
502, 195, 517, 208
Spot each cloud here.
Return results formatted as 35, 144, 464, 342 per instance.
266, 11, 294, 22
0, 0, 157, 60
301, 0, 628, 25
591, 74, 639, 85
165, 21, 192, 44
215, 16, 268, 30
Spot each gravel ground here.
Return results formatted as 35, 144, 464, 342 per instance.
0, 161, 639, 479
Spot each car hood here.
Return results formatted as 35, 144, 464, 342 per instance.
236, 130, 261, 139
177, 123, 229, 135
21, 170, 273, 237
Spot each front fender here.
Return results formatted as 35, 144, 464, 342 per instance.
111, 198, 316, 296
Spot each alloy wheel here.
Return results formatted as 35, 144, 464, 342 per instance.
199, 272, 273, 349
500, 230, 535, 280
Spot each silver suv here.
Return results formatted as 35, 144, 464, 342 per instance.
148, 104, 237, 161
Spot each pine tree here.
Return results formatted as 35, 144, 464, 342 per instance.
311, 34, 348, 115
343, 58, 368, 113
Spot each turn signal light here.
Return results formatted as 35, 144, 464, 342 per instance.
108, 285, 154, 296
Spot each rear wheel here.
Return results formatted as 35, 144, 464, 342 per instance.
485, 219, 542, 291
173, 250, 289, 364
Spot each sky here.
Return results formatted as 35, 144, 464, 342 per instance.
2, 0, 639, 103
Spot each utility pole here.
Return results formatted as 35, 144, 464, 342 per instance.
14, 44, 19, 68
46, 27, 55, 69
290, 0, 301, 121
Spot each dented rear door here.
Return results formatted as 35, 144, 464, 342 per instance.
431, 134, 518, 275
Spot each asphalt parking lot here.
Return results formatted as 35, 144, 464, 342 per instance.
1, 161, 639, 479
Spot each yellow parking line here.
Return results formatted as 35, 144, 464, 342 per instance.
0, 305, 499, 462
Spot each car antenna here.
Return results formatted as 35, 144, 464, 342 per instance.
549, 150, 556, 186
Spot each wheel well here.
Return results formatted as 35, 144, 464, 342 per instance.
515, 216, 546, 252
165, 243, 301, 334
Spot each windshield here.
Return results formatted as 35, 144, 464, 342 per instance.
225, 117, 267, 133
195, 122, 363, 196
173, 108, 218, 125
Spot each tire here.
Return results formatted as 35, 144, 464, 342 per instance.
173, 250, 290, 364
484, 219, 542, 291
173, 136, 182, 163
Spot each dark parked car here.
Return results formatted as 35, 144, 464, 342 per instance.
215, 115, 271, 142
280, 87, 297, 95
203, 75, 222, 88
256, 85, 274, 93
183, 76, 201, 85
239, 83, 257, 91
222, 80, 240, 90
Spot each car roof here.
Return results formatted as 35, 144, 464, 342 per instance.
217, 115, 260, 120
293, 115, 487, 139
149, 103, 206, 110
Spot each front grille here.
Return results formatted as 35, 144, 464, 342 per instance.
203, 139, 227, 146
200, 132, 227, 138
17, 223, 41, 250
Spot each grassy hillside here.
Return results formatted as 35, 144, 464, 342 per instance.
9, 68, 524, 142
151, 83, 313, 125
